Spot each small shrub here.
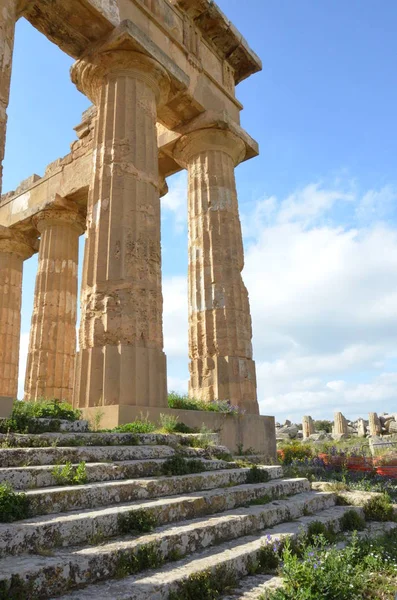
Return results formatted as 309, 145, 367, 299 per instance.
168, 565, 237, 600
277, 442, 313, 465
0, 483, 30, 522
306, 521, 336, 544
168, 391, 241, 415
113, 417, 156, 434
257, 541, 281, 573
363, 494, 394, 522
340, 510, 366, 531
158, 414, 197, 434
0, 399, 81, 434
249, 494, 272, 506
118, 509, 157, 534
52, 461, 88, 486
161, 455, 205, 476
246, 466, 270, 484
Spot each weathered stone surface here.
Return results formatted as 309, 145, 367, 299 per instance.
369, 412, 382, 436
0, 0, 16, 196
175, 128, 258, 414
333, 411, 348, 436
302, 416, 315, 439
0, 227, 37, 403
25, 201, 85, 402
52, 506, 363, 600
0, 477, 308, 558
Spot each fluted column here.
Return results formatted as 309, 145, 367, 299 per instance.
0, 0, 17, 197
175, 129, 259, 414
71, 50, 170, 408
0, 226, 36, 402
24, 207, 85, 402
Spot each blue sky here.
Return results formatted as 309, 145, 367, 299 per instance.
4, 1, 397, 422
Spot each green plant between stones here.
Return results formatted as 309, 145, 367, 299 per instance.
339, 509, 366, 531
118, 509, 157, 534
363, 494, 395, 522
168, 565, 238, 600
51, 461, 88, 486
246, 466, 270, 484
0, 483, 30, 523
161, 455, 205, 476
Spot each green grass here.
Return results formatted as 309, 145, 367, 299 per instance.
118, 509, 157, 534
246, 466, 270, 484
161, 455, 205, 476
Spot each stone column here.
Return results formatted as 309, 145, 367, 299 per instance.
24, 207, 85, 403
0, 226, 36, 405
368, 412, 381, 436
302, 415, 315, 439
71, 50, 170, 408
333, 411, 348, 436
357, 418, 366, 438
0, 0, 17, 197
175, 129, 259, 414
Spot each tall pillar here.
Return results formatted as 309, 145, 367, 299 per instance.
175, 129, 259, 414
302, 415, 315, 439
333, 411, 348, 436
24, 207, 85, 402
0, 226, 36, 406
0, 0, 17, 196
71, 49, 170, 408
368, 412, 381, 437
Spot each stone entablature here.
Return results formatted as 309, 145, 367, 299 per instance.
0, 0, 263, 422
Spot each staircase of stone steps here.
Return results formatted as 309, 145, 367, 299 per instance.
0, 431, 395, 600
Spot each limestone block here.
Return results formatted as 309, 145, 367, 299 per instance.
369, 412, 382, 436
333, 411, 348, 436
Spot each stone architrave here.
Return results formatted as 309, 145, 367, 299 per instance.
0, 226, 36, 403
302, 416, 315, 439
333, 411, 348, 436
175, 128, 259, 414
71, 45, 170, 409
0, 0, 17, 197
24, 202, 85, 403
368, 412, 381, 436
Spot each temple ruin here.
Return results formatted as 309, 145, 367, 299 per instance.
0, 0, 273, 448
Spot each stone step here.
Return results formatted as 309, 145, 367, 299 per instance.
0, 477, 310, 557
0, 458, 237, 490
0, 444, 177, 468
0, 431, 220, 449
50, 505, 362, 600
0, 490, 335, 599
24, 467, 283, 517
221, 574, 284, 600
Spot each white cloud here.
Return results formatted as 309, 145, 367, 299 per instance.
161, 171, 188, 233
18, 332, 29, 399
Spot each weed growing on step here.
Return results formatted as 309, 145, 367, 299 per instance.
339, 509, 366, 531
113, 417, 157, 434
158, 414, 198, 434
265, 532, 397, 600
249, 494, 273, 506
363, 493, 395, 522
161, 455, 205, 476
114, 542, 163, 578
168, 391, 242, 415
118, 509, 157, 534
52, 461, 88, 486
168, 565, 238, 600
246, 466, 270, 484
0, 483, 30, 522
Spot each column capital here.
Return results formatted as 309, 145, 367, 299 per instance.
0, 225, 37, 259
71, 50, 171, 107
33, 208, 86, 236
174, 128, 247, 168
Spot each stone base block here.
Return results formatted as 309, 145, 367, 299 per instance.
82, 404, 276, 458
0, 396, 13, 418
